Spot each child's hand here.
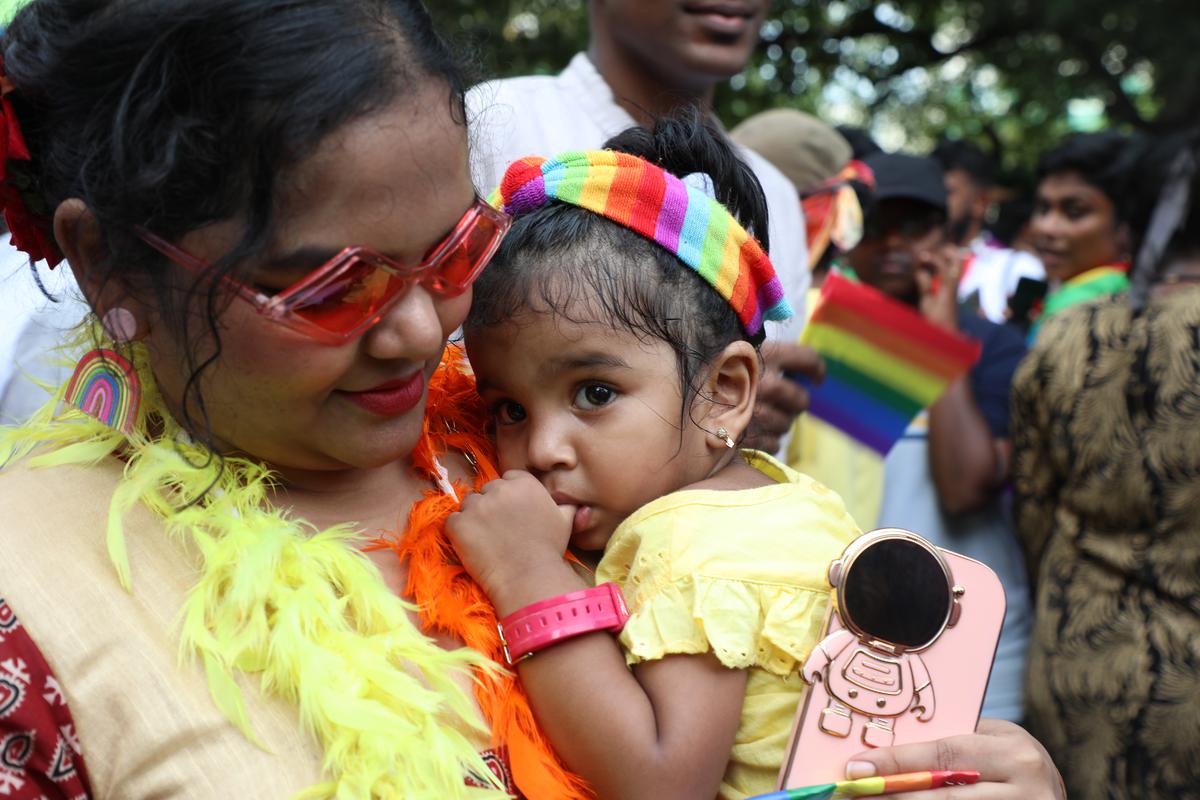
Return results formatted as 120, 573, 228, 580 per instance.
446, 470, 576, 603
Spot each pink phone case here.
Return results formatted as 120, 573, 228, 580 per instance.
776, 540, 1006, 789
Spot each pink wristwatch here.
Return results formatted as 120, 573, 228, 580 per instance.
497, 582, 630, 665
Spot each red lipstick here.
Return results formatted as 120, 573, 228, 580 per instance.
341, 371, 426, 417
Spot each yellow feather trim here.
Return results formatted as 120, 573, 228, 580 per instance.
0, 338, 509, 799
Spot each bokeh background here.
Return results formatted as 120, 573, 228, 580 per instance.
431, 0, 1197, 181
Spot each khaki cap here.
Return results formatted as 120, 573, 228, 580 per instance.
730, 108, 852, 194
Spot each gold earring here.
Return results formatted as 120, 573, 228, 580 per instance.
716, 427, 735, 448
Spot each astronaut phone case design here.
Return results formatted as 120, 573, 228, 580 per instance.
777, 528, 1006, 788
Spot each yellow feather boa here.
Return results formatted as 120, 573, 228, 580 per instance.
0, 341, 508, 799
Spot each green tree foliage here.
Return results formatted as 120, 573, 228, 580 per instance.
431, 0, 590, 80
429, 1, 1196, 176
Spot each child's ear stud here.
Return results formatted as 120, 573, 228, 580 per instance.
716, 427, 735, 448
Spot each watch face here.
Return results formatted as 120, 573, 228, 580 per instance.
839, 534, 953, 651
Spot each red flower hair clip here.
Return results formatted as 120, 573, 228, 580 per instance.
0, 55, 63, 267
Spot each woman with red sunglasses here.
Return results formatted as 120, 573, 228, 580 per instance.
0, 0, 532, 796
0, 1, 1064, 799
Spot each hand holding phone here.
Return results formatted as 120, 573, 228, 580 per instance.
843, 719, 1067, 799
778, 529, 1006, 788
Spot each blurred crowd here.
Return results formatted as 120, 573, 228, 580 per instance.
739, 112, 1199, 800
0, 2, 1195, 798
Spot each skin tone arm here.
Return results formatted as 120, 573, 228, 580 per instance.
917, 243, 1010, 516
447, 471, 748, 800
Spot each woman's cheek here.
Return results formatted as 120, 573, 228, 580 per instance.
197, 309, 354, 427
223, 333, 351, 402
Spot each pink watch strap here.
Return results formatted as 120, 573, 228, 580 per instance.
498, 582, 630, 665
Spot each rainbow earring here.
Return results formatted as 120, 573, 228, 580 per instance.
62, 308, 142, 436
63, 349, 141, 436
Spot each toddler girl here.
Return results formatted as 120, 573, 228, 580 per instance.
448, 117, 860, 800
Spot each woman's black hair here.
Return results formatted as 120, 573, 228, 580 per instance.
1036, 131, 1140, 215
989, 191, 1035, 248
464, 110, 772, 429
931, 138, 995, 190
2, 0, 469, 443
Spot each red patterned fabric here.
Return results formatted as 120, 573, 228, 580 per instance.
0, 594, 519, 798
466, 748, 523, 797
0, 598, 92, 799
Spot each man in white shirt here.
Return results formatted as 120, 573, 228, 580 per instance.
932, 139, 1044, 323
469, 0, 818, 453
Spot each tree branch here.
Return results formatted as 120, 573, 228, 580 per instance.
774, 9, 1028, 85
1058, 31, 1149, 129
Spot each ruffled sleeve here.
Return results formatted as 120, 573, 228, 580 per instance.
615, 571, 832, 676
595, 464, 859, 677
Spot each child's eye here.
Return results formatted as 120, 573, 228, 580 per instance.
494, 400, 527, 425
574, 383, 618, 410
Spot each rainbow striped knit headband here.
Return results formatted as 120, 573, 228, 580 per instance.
490, 149, 793, 336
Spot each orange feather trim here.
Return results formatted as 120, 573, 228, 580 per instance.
368, 346, 594, 800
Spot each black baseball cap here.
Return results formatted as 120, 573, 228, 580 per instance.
862, 153, 947, 212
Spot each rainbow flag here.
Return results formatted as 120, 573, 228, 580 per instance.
1029, 263, 1129, 341
749, 770, 980, 799
797, 274, 981, 455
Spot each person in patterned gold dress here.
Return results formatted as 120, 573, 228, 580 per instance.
1012, 132, 1200, 799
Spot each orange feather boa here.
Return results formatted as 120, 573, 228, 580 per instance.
368, 347, 592, 800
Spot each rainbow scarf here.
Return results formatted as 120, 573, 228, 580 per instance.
798, 274, 981, 455
1029, 263, 1130, 341
802, 160, 875, 270
491, 149, 792, 336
